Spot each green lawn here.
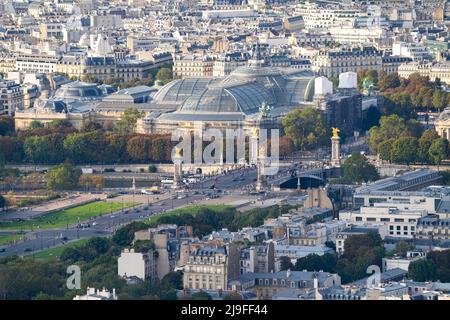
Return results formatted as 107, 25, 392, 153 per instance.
0, 234, 23, 246
30, 238, 91, 260
146, 204, 231, 225
0, 201, 138, 231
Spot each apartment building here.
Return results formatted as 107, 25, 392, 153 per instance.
183, 246, 228, 291
173, 55, 215, 78
398, 61, 450, 85
118, 248, 158, 281
0, 80, 24, 115
311, 46, 383, 78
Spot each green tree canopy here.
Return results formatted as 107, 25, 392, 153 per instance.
282, 107, 328, 151
279, 256, 294, 271
408, 259, 437, 282
112, 221, 148, 246
190, 291, 212, 300
343, 152, 379, 183
294, 253, 337, 273
46, 162, 82, 190
390, 136, 419, 165
115, 107, 143, 134
156, 67, 173, 85
429, 138, 449, 166
0, 194, 6, 209
418, 130, 440, 164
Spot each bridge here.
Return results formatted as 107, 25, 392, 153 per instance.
268, 166, 338, 190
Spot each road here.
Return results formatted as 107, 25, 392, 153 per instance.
0, 167, 262, 258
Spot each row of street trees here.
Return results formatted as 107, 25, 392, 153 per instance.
357, 70, 450, 118
0, 108, 175, 165
369, 115, 449, 166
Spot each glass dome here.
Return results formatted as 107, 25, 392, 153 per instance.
54, 81, 103, 100
152, 78, 216, 105
179, 81, 275, 114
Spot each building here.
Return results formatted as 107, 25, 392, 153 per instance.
55, 55, 168, 82
117, 248, 158, 281
382, 250, 426, 272
73, 287, 118, 300
336, 225, 388, 255
230, 270, 341, 299
392, 42, 430, 61
354, 170, 442, 197
183, 246, 228, 291
0, 80, 24, 115
311, 46, 383, 78
416, 216, 450, 241
340, 206, 427, 239
213, 52, 249, 77
239, 243, 275, 275
434, 108, 450, 139
173, 55, 215, 78
398, 61, 450, 85
382, 56, 413, 74
15, 53, 60, 74
274, 244, 334, 264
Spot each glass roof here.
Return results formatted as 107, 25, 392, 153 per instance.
152, 78, 216, 104
179, 82, 275, 115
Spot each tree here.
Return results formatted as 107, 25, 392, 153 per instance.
390, 136, 419, 165
190, 291, 212, 300
126, 135, 152, 161
115, 107, 143, 134
278, 136, 295, 157
46, 163, 82, 190
0, 116, 14, 135
148, 165, 157, 173
432, 90, 447, 112
78, 175, 104, 190
418, 130, 439, 164
223, 291, 243, 300
29, 120, 44, 130
112, 221, 148, 246
325, 240, 336, 251
279, 256, 294, 271
378, 73, 401, 91
151, 136, 171, 162
362, 106, 381, 132
156, 67, 173, 85
161, 272, 183, 290
282, 107, 328, 151
295, 253, 337, 273
0, 136, 23, 162
368, 115, 408, 153
429, 138, 449, 168
408, 259, 437, 282
343, 152, 379, 183
390, 241, 414, 258
335, 233, 385, 283
377, 139, 394, 162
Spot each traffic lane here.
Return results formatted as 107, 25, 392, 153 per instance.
1, 191, 222, 257
0, 228, 109, 257
197, 169, 257, 189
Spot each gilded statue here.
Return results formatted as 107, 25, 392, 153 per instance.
332, 127, 340, 138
